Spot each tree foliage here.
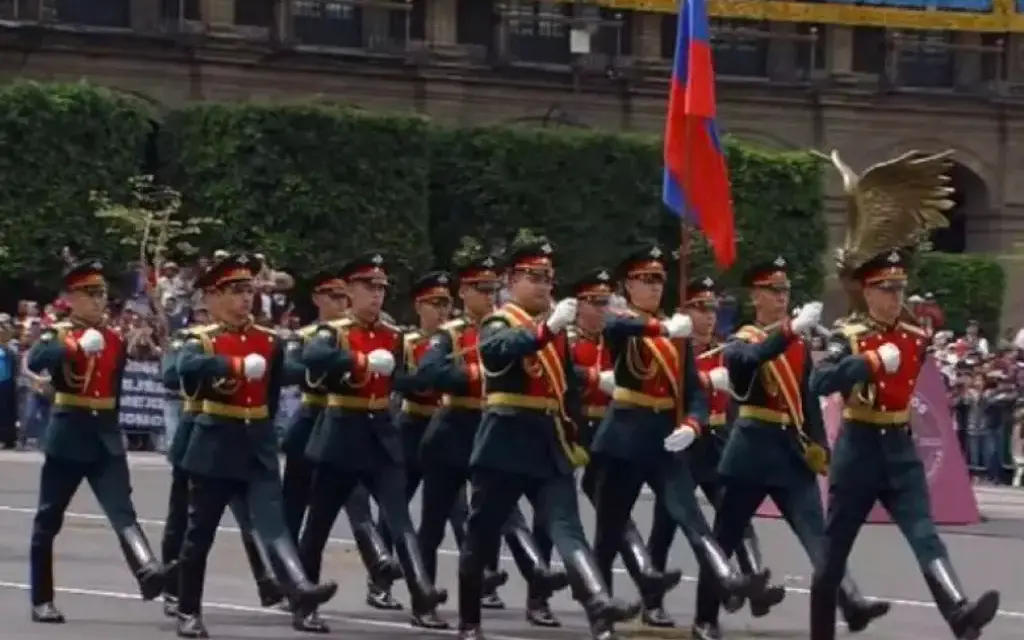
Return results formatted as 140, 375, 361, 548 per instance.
0, 81, 151, 289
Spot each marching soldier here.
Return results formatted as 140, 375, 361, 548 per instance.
643, 276, 785, 627
297, 252, 447, 632
160, 328, 283, 618
373, 269, 461, 615
174, 253, 338, 638
809, 248, 999, 640
27, 260, 166, 623
691, 257, 889, 640
565, 266, 685, 632
417, 249, 564, 629
279, 272, 400, 613
456, 232, 639, 640
589, 244, 763, 640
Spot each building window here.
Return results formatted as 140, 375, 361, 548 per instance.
793, 23, 826, 78
980, 33, 1006, 85
457, 0, 494, 47
292, 1, 362, 48
502, 1, 571, 64
896, 30, 954, 88
591, 9, 632, 58
660, 13, 675, 59
235, 0, 275, 27
710, 19, 768, 78
852, 27, 886, 74
51, 0, 131, 28
161, 0, 200, 21
660, 16, 768, 78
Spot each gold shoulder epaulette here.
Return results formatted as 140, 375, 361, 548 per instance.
404, 330, 423, 347
187, 323, 219, 336
897, 321, 929, 338
379, 318, 402, 333
839, 322, 870, 340
252, 324, 278, 336
41, 321, 71, 342
440, 318, 468, 332
326, 317, 354, 331
297, 323, 320, 339
484, 311, 512, 326
735, 324, 765, 342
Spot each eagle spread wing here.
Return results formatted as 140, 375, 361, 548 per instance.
842, 149, 955, 270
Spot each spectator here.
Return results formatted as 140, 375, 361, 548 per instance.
980, 367, 1017, 484
0, 315, 17, 448
963, 319, 990, 357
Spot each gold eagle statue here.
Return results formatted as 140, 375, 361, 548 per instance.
811, 148, 956, 311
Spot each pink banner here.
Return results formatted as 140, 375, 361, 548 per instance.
755, 359, 980, 526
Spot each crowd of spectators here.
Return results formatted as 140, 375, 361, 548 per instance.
2, 261, 1023, 487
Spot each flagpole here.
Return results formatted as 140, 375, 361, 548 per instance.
678, 119, 692, 311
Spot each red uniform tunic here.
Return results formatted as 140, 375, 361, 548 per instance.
695, 344, 729, 428
59, 324, 124, 407
330, 318, 402, 409
850, 320, 928, 419
446, 319, 484, 404
402, 330, 441, 416
570, 326, 612, 420
205, 324, 277, 419
736, 324, 808, 425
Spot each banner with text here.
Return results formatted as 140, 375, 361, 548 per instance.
118, 358, 166, 435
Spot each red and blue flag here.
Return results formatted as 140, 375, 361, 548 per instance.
663, 0, 736, 268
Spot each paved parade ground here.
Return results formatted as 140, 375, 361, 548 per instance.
0, 452, 1022, 639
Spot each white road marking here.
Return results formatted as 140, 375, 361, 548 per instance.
0, 504, 1021, 619
0, 580, 538, 639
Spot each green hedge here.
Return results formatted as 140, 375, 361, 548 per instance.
0, 82, 151, 289
913, 252, 1006, 337
160, 103, 433, 299
0, 82, 1005, 332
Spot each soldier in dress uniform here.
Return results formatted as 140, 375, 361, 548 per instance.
691, 257, 889, 640
456, 233, 641, 640
809, 248, 1000, 640
26, 259, 166, 623
279, 272, 401, 613
565, 266, 685, 633
418, 249, 565, 629
297, 252, 447, 632
373, 269, 463, 621
589, 244, 765, 640
174, 253, 338, 638
159, 327, 283, 618
643, 276, 785, 627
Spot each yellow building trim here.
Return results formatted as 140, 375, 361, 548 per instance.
583, 0, 1024, 33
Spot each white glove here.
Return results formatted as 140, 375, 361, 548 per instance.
708, 366, 731, 392
78, 328, 105, 355
597, 370, 616, 396
242, 353, 266, 380
664, 423, 698, 452
367, 348, 396, 376
661, 313, 692, 338
545, 298, 578, 334
790, 301, 823, 334
876, 342, 900, 374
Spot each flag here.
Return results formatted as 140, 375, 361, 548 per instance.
663, 0, 736, 268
